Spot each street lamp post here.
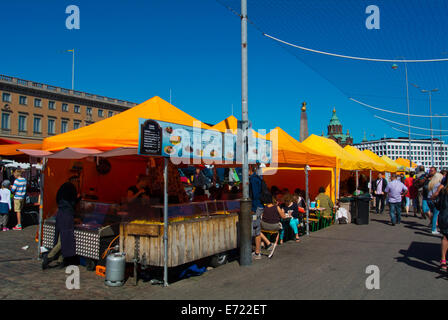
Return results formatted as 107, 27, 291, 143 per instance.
239, 0, 252, 266
437, 113, 447, 170
421, 88, 439, 167
392, 61, 412, 170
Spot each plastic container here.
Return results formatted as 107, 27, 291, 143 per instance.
105, 252, 126, 287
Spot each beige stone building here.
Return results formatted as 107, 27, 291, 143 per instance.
0, 74, 137, 144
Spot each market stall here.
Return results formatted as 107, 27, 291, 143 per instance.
38, 96, 273, 286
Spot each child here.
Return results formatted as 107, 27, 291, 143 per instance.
0, 180, 11, 231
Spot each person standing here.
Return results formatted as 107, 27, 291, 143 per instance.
404, 172, 418, 217
0, 180, 11, 231
385, 174, 408, 226
428, 171, 444, 235
372, 173, 387, 214
249, 164, 264, 260
433, 181, 448, 270
415, 166, 427, 218
42, 175, 80, 269
11, 169, 27, 231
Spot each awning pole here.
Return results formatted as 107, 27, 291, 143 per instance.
37, 158, 47, 260
356, 170, 359, 190
305, 165, 310, 236
163, 157, 169, 287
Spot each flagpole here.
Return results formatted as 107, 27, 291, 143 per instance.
72, 49, 75, 90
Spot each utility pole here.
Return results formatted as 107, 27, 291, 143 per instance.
239, 0, 252, 266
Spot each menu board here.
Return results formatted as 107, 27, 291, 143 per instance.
138, 118, 271, 164
139, 119, 162, 156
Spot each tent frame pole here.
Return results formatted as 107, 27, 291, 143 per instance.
37, 158, 47, 260
163, 157, 169, 287
305, 165, 310, 236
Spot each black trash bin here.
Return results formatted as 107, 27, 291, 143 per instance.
354, 194, 370, 225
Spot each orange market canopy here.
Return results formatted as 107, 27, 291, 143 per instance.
0, 143, 42, 156
42, 96, 211, 152
264, 127, 337, 168
302, 134, 364, 171
344, 145, 386, 172
362, 150, 396, 172
212, 115, 266, 138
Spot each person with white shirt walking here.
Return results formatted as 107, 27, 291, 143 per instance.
372, 173, 388, 214
0, 180, 11, 231
385, 174, 408, 226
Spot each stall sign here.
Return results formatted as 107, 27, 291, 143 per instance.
138, 118, 271, 165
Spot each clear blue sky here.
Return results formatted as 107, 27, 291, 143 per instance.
1, 0, 447, 144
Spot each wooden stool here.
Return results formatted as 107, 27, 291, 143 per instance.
261, 229, 280, 259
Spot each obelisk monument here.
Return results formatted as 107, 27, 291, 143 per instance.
299, 101, 309, 142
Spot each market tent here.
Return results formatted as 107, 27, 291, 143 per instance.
262, 128, 337, 202
395, 157, 417, 170
362, 150, 396, 172
264, 127, 336, 168
302, 134, 362, 170
212, 115, 266, 138
0, 143, 42, 156
42, 96, 211, 151
344, 145, 386, 172
263, 166, 335, 201
381, 155, 405, 172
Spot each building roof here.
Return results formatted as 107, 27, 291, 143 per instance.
328, 108, 342, 126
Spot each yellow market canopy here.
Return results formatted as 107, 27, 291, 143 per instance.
362, 150, 396, 172
396, 157, 417, 169
344, 145, 386, 172
302, 134, 364, 170
264, 127, 337, 168
42, 96, 211, 151
381, 155, 406, 172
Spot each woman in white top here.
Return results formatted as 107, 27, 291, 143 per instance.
0, 180, 11, 231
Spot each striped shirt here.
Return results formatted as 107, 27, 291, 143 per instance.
11, 177, 27, 200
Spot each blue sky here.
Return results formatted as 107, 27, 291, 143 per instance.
1, 0, 447, 144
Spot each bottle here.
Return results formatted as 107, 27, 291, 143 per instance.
317, 200, 320, 208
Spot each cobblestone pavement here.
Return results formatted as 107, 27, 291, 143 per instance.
1, 210, 447, 300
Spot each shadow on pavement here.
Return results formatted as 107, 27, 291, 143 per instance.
395, 241, 448, 280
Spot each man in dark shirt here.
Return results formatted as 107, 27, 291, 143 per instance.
43, 175, 80, 270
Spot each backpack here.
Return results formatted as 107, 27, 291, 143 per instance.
250, 175, 271, 205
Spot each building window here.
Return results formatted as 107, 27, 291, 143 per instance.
73, 121, 81, 130
61, 120, 68, 133
33, 117, 42, 133
108, 111, 113, 118
1, 113, 10, 130
19, 96, 27, 105
34, 98, 42, 108
98, 109, 104, 117
74, 105, 80, 113
18, 115, 27, 132
48, 101, 56, 110
62, 103, 69, 112
48, 119, 55, 134
86, 107, 92, 116
2, 93, 11, 103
